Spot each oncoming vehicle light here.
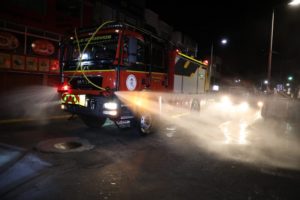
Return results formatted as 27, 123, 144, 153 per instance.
220, 96, 232, 106
238, 102, 249, 112
212, 85, 219, 91
219, 96, 233, 112
257, 101, 263, 108
103, 102, 118, 110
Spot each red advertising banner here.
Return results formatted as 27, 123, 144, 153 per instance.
50, 59, 59, 73
0, 53, 11, 69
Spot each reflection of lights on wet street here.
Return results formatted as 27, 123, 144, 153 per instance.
238, 122, 248, 145
115, 91, 300, 170
219, 121, 249, 145
165, 125, 177, 137
220, 121, 231, 144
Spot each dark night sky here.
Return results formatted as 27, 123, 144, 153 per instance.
146, 0, 300, 83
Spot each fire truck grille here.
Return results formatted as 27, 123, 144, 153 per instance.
70, 76, 103, 90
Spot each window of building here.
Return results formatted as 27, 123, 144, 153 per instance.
56, 0, 81, 18
5, 0, 46, 15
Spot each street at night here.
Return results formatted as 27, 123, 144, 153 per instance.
0, 95, 300, 200
1, 0, 300, 199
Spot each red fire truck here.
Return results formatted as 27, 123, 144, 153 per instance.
58, 22, 208, 135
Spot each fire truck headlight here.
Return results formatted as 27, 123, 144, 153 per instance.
61, 104, 66, 110
103, 110, 118, 116
103, 102, 118, 110
80, 53, 89, 60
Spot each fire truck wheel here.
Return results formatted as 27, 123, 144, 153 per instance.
79, 115, 106, 128
191, 99, 200, 112
138, 113, 154, 136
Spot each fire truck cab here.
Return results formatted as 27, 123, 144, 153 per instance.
58, 22, 208, 135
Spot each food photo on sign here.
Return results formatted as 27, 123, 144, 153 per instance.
0, 53, 11, 69
38, 58, 50, 72
0, 31, 19, 50
26, 36, 58, 58
12, 55, 25, 70
26, 56, 38, 71
0, 31, 24, 54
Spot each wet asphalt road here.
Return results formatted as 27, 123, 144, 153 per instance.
0, 117, 300, 200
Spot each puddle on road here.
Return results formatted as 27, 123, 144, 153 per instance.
36, 137, 94, 153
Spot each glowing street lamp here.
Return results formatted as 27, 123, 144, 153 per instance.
221, 39, 228, 45
209, 38, 228, 90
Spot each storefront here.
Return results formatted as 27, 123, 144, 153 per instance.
0, 20, 62, 92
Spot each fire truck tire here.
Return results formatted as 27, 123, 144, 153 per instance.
79, 115, 106, 128
137, 113, 155, 136
191, 99, 200, 112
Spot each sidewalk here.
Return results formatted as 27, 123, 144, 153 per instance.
0, 143, 26, 172
0, 143, 51, 197
0, 104, 69, 124
0, 87, 66, 122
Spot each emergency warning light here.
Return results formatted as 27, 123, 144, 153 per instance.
57, 83, 71, 93
203, 60, 209, 65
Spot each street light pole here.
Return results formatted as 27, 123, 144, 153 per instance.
208, 39, 228, 91
267, 10, 274, 92
209, 43, 214, 90
266, 1, 300, 92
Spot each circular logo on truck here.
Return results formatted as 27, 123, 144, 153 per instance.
126, 74, 137, 91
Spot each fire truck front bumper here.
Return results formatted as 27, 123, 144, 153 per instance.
60, 94, 120, 118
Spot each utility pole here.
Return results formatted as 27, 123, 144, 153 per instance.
209, 43, 214, 91
267, 10, 274, 92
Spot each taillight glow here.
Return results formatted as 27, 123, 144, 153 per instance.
58, 83, 71, 93
62, 85, 69, 91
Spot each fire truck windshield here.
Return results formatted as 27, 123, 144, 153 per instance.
63, 33, 118, 71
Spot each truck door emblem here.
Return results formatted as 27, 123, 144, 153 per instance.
126, 74, 137, 91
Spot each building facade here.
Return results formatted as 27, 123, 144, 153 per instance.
0, 0, 199, 93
